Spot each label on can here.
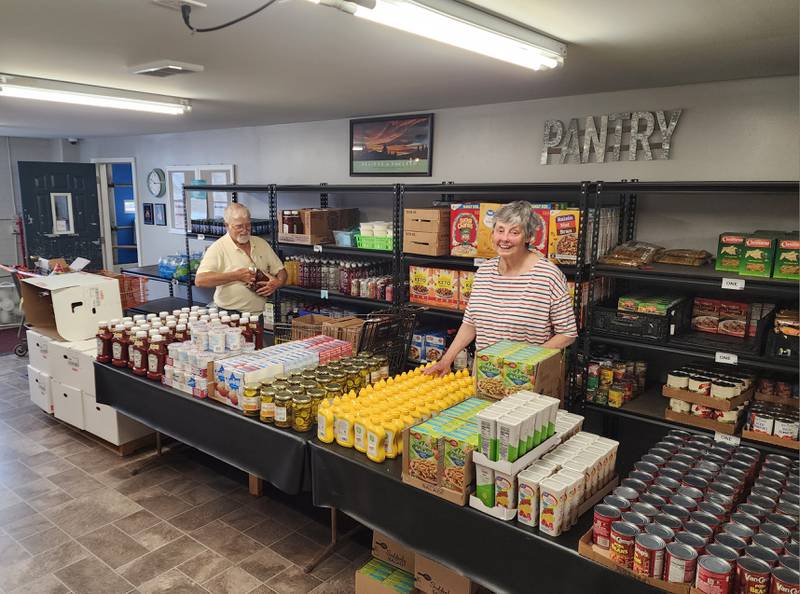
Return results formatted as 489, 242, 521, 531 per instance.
593, 505, 620, 549
695, 555, 733, 594
610, 522, 637, 568
735, 557, 771, 594
633, 534, 665, 578
664, 543, 697, 583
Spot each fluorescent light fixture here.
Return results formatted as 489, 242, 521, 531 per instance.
0, 74, 191, 115
129, 60, 204, 77
307, 0, 565, 71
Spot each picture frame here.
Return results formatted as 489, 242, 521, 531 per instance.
143, 203, 154, 225
350, 113, 434, 176
154, 203, 167, 226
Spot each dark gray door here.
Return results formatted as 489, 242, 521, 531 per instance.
18, 161, 103, 267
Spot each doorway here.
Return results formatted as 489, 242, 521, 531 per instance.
94, 158, 141, 271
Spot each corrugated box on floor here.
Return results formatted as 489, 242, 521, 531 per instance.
356, 558, 417, 594
414, 554, 477, 594
372, 532, 415, 573
49, 339, 98, 396
26, 327, 61, 375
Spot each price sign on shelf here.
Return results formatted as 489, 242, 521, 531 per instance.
721, 278, 745, 290
313, 244, 323, 253
473, 258, 486, 267
320, 289, 329, 299
196, 234, 205, 241
714, 432, 741, 446
715, 351, 738, 365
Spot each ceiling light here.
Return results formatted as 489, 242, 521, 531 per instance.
129, 60, 204, 77
0, 75, 191, 115
307, 0, 565, 71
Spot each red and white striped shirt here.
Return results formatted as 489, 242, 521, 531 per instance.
463, 257, 578, 351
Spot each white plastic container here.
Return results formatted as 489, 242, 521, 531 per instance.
476, 409, 501, 461
539, 475, 570, 536
359, 222, 374, 236
494, 471, 516, 510
497, 415, 523, 462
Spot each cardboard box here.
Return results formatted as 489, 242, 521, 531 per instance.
20, 272, 122, 342
739, 234, 776, 277
531, 208, 551, 255
279, 208, 359, 245
773, 234, 800, 280
691, 297, 719, 333
547, 210, 580, 265
717, 300, 749, 338
26, 327, 61, 375
404, 208, 449, 233
476, 203, 503, 258
715, 231, 747, 272
372, 533, 415, 573
457, 271, 474, 310
423, 331, 446, 362
409, 331, 425, 363
403, 230, 450, 256
49, 340, 97, 396
356, 559, 416, 594
475, 342, 564, 400
414, 554, 476, 594
449, 203, 480, 258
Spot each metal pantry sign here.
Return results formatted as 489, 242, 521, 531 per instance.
541, 109, 682, 165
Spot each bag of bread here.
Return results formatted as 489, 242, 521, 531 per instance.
599, 241, 664, 268
654, 249, 712, 267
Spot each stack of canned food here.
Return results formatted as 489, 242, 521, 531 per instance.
583, 356, 647, 408
745, 401, 800, 443
756, 378, 798, 402
592, 429, 800, 592
243, 352, 390, 433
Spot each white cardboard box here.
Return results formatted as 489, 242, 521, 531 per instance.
49, 340, 97, 396
20, 273, 122, 342
27, 365, 52, 414
82, 393, 152, 446
52, 379, 85, 430
26, 328, 61, 375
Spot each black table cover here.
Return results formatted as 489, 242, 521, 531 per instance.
95, 362, 310, 494
310, 439, 661, 594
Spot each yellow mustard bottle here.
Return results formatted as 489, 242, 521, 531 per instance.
317, 400, 335, 443
335, 407, 355, 448
366, 417, 387, 463
383, 416, 402, 459
353, 413, 369, 453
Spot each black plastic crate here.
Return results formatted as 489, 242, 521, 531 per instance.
670, 307, 774, 356
590, 298, 691, 341
765, 330, 800, 361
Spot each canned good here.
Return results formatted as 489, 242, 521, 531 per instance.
750, 494, 779, 512
774, 417, 800, 441
699, 501, 727, 522
786, 542, 799, 559
721, 522, 754, 544
736, 555, 773, 594
630, 470, 656, 486
632, 502, 659, 520
686, 521, 715, 544
622, 511, 650, 530
633, 533, 666, 578
739, 503, 769, 521
640, 493, 666, 510
622, 478, 648, 494
593, 504, 621, 549
662, 504, 691, 523
646, 522, 675, 544
662, 468, 686, 483
679, 486, 706, 503
604, 495, 632, 513
692, 511, 722, 533
683, 476, 710, 493
761, 522, 792, 544
608, 383, 625, 408
672, 495, 699, 512
610, 521, 640, 568
707, 543, 739, 567
655, 513, 684, 532
242, 383, 261, 417
614, 486, 640, 504
770, 566, 800, 594
676, 530, 707, 554
695, 555, 733, 594
715, 531, 748, 555
731, 512, 763, 532
754, 533, 786, 556
778, 555, 799, 572
664, 541, 698, 583
649, 485, 674, 500
642, 454, 666, 468
747, 544, 780, 567
657, 476, 682, 492
635, 461, 660, 476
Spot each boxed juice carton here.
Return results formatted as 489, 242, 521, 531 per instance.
430, 268, 459, 309
476, 202, 503, 258
548, 209, 580, 265
739, 234, 776, 277
450, 203, 480, 257
716, 231, 747, 272
458, 270, 474, 310
773, 233, 800, 280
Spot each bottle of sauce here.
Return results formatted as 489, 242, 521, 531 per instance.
95, 322, 112, 363
159, 326, 172, 346
111, 324, 129, 368
317, 400, 335, 442
166, 321, 177, 341
174, 324, 188, 343
240, 317, 252, 343
131, 331, 149, 377
249, 315, 263, 350
230, 313, 240, 327
127, 326, 140, 369
146, 334, 166, 381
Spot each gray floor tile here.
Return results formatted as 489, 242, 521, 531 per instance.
17, 526, 73, 556
190, 520, 263, 564
55, 556, 133, 594
310, 554, 350, 582
138, 568, 209, 594
308, 563, 357, 594
130, 486, 195, 520
220, 506, 267, 532
0, 532, 31, 564
132, 521, 185, 551
7, 573, 70, 594
169, 496, 239, 532
0, 540, 88, 591
118, 535, 206, 587
4, 511, 53, 540
28, 488, 74, 512
115, 509, 161, 535
270, 532, 323, 567
47, 467, 105, 498
239, 547, 292, 582
43, 488, 143, 537
266, 565, 323, 594
203, 566, 261, 594
77, 524, 150, 569
177, 550, 233, 584
244, 517, 294, 547
0, 460, 41, 487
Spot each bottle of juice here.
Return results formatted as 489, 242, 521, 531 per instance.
95, 322, 112, 363
317, 400, 335, 443
366, 417, 386, 463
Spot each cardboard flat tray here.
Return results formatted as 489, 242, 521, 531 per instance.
663, 409, 738, 434
401, 472, 470, 506
741, 430, 800, 451
661, 385, 752, 411
754, 391, 797, 406
578, 528, 692, 594
472, 434, 560, 476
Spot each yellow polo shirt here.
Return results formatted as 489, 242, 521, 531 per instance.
195, 234, 284, 313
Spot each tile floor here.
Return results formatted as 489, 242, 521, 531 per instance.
0, 354, 371, 594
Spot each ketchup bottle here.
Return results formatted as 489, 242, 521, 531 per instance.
248, 314, 263, 350
96, 322, 112, 363
111, 324, 129, 368
131, 331, 149, 377
240, 317, 253, 343
127, 326, 140, 369
146, 334, 166, 381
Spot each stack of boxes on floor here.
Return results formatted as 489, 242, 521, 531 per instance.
22, 273, 152, 447
357, 532, 477, 594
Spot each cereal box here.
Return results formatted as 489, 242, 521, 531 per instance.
407, 423, 441, 485
531, 208, 550, 255
475, 341, 525, 398
409, 331, 425, 363
739, 234, 776, 277
450, 203, 480, 257
458, 270, 474, 310
408, 266, 434, 306
773, 233, 800, 280
430, 268, 459, 309
501, 347, 560, 395
716, 231, 747, 272
547, 210, 580, 265
477, 202, 503, 258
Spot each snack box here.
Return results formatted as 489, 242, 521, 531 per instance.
548, 209, 580, 265
407, 423, 442, 485
739, 234, 776, 277
423, 331, 446, 362
773, 233, 800, 280
430, 268, 459, 310
477, 202, 503, 258
716, 231, 747, 272
691, 297, 720, 334
450, 203, 480, 257
635, 295, 683, 316
500, 347, 561, 394
409, 331, 425, 363
440, 428, 478, 491
718, 300, 750, 338
474, 342, 527, 399
458, 270, 474, 310
408, 266, 434, 306
617, 293, 648, 312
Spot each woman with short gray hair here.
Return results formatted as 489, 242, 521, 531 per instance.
426, 200, 577, 376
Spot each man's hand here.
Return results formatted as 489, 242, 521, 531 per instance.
255, 274, 281, 297
231, 268, 256, 285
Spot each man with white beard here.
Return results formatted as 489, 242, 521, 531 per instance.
195, 202, 286, 312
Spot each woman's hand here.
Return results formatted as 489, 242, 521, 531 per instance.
423, 358, 451, 377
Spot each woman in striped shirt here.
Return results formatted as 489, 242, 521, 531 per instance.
426, 201, 578, 376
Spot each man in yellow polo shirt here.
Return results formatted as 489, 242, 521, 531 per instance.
195, 203, 287, 312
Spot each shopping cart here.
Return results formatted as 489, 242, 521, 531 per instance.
0, 265, 39, 357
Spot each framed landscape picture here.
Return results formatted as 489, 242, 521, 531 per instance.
350, 113, 433, 176
154, 203, 167, 226
143, 203, 154, 225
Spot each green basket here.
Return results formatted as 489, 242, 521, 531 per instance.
355, 234, 393, 251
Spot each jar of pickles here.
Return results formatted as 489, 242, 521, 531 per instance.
341, 366, 358, 393
315, 371, 332, 386
369, 355, 389, 383
307, 387, 325, 417
352, 363, 369, 389
259, 385, 276, 423
324, 382, 343, 401
300, 380, 318, 394
287, 377, 304, 391
292, 393, 313, 432
329, 370, 347, 391
274, 392, 293, 428
242, 383, 261, 417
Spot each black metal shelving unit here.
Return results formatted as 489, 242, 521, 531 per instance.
579, 180, 800, 454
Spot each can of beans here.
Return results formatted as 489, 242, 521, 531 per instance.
778, 502, 800, 519
735, 555, 772, 594
747, 544, 780, 567
640, 493, 667, 510
663, 504, 692, 523
658, 476, 683, 493
604, 495, 631, 513
680, 486, 706, 503
666, 460, 692, 476
695, 555, 734, 594
650, 485, 675, 500
686, 521, 715, 544
762, 523, 792, 544
676, 530, 708, 554
715, 532, 748, 555
630, 470, 656, 485
753, 486, 783, 502
778, 556, 799, 572
706, 543, 739, 568
739, 503, 769, 521
750, 494, 779, 513
632, 502, 659, 520
655, 512, 684, 533
646, 522, 675, 544
635, 461, 660, 476
610, 521, 639, 568
699, 501, 728, 522
732, 512, 762, 533
662, 468, 686, 483
786, 543, 799, 559
754, 533, 786, 556
664, 541, 698, 583
633, 533, 666, 578
722, 521, 754, 544
593, 504, 621, 549
685, 475, 711, 493
622, 478, 648, 493
770, 566, 800, 594
693, 511, 723, 533
672, 494, 700, 512
642, 454, 666, 468
614, 486, 640, 504
622, 511, 650, 530
697, 459, 722, 475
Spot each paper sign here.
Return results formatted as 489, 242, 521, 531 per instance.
721, 278, 745, 290
714, 432, 740, 446
473, 258, 486, 267
69, 258, 90, 272
715, 351, 738, 365
313, 245, 323, 253
196, 234, 205, 241
320, 289, 329, 299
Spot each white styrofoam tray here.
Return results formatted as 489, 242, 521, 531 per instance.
472, 434, 560, 476
469, 495, 518, 521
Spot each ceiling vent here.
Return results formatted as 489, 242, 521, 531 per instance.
129, 60, 204, 77
151, 0, 207, 11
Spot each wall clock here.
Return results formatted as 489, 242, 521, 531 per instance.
147, 168, 166, 198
